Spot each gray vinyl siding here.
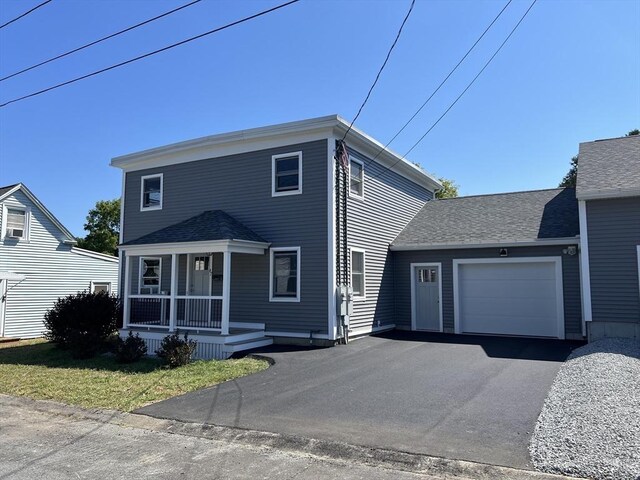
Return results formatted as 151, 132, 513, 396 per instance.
586, 197, 640, 324
0, 190, 119, 338
346, 149, 433, 334
122, 140, 329, 335
393, 245, 582, 337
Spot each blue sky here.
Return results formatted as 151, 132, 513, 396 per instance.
0, 0, 638, 236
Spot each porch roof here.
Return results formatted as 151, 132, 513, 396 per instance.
122, 210, 268, 247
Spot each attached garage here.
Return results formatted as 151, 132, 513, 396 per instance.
453, 258, 564, 339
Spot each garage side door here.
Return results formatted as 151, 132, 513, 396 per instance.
456, 261, 562, 338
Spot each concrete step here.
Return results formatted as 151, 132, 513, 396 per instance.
222, 337, 273, 354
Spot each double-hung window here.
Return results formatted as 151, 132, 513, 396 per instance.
351, 248, 365, 298
140, 174, 163, 211
272, 152, 302, 196
349, 158, 364, 199
5, 208, 28, 240
140, 257, 162, 294
270, 247, 300, 301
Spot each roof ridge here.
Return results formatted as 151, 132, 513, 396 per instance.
434, 187, 572, 202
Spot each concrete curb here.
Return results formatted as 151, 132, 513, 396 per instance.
0, 394, 582, 480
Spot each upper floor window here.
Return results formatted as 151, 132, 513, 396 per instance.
270, 247, 300, 302
2, 206, 29, 241
350, 158, 364, 199
351, 248, 365, 298
140, 174, 163, 211
272, 152, 302, 196
139, 257, 161, 294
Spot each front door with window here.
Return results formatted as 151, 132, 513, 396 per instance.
414, 265, 441, 331
191, 255, 211, 295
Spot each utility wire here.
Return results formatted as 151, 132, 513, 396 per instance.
0, 0, 202, 82
361, 0, 512, 169
0, 0, 300, 108
0, 0, 52, 30
368, 0, 538, 184
340, 0, 415, 142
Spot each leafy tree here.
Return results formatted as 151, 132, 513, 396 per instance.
76, 199, 120, 256
436, 177, 459, 199
559, 129, 638, 187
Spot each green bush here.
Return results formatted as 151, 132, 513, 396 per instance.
44, 291, 120, 358
156, 332, 197, 368
115, 332, 147, 363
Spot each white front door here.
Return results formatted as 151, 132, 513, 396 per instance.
414, 265, 441, 331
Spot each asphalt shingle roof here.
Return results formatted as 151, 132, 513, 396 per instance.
0, 184, 19, 198
392, 188, 579, 247
577, 135, 640, 197
123, 210, 267, 246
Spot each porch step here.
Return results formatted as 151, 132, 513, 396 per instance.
224, 328, 269, 343
222, 337, 273, 354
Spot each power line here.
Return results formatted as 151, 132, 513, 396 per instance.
0, 0, 202, 83
0, 0, 300, 108
361, 0, 512, 169
368, 0, 538, 184
340, 0, 415, 142
0, 0, 52, 30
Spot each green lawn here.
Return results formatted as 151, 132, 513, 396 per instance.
0, 339, 269, 412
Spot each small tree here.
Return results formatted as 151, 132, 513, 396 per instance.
436, 177, 459, 199
76, 199, 120, 256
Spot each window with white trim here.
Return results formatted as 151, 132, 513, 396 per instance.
349, 158, 364, 198
272, 152, 302, 196
139, 257, 161, 294
351, 249, 365, 297
270, 247, 300, 301
140, 174, 163, 211
91, 282, 111, 294
5, 208, 28, 239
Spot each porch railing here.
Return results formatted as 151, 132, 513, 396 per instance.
127, 295, 223, 332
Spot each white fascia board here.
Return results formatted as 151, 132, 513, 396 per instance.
576, 188, 640, 201
71, 247, 119, 263
120, 239, 270, 256
390, 237, 580, 251
0, 184, 21, 202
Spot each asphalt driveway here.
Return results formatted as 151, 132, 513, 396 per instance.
137, 332, 581, 469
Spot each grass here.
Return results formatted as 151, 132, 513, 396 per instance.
0, 339, 269, 412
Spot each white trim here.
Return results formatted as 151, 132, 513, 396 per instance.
221, 251, 231, 335
109, 115, 442, 192
348, 323, 396, 337
350, 247, 366, 299
119, 172, 125, 244
0, 272, 26, 281
264, 330, 330, 339
90, 281, 112, 293
169, 254, 178, 332
1, 204, 31, 242
140, 173, 163, 211
391, 237, 580, 251
348, 156, 365, 200
271, 151, 303, 197
121, 239, 269, 256
452, 257, 565, 340
577, 187, 640, 201
410, 262, 443, 332
71, 247, 119, 262
123, 255, 131, 329
229, 321, 265, 330
327, 136, 337, 340
138, 257, 162, 295
269, 246, 301, 302
578, 201, 593, 322
0, 279, 5, 337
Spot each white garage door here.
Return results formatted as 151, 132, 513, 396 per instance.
455, 259, 563, 338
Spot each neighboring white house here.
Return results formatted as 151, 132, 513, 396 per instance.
0, 183, 119, 338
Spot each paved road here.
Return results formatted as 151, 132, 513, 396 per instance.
0, 400, 447, 480
138, 332, 580, 469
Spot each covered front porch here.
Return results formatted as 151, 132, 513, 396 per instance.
119, 210, 273, 359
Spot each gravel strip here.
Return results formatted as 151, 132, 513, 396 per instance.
530, 338, 640, 480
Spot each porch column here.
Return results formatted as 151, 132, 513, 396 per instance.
221, 251, 231, 335
169, 253, 178, 332
122, 254, 131, 329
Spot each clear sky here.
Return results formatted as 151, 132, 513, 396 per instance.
0, 0, 638, 236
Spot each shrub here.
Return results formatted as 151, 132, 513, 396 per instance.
44, 290, 120, 358
115, 332, 147, 363
156, 332, 197, 368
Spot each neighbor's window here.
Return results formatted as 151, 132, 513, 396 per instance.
351, 249, 365, 297
6, 208, 27, 239
91, 282, 111, 294
272, 152, 302, 196
141, 174, 163, 210
350, 158, 364, 198
140, 257, 161, 294
270, 248, 300, 301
